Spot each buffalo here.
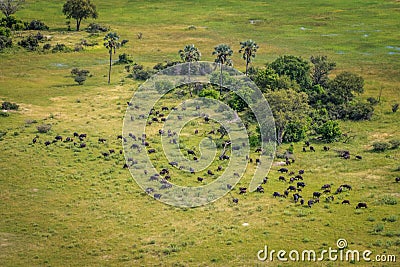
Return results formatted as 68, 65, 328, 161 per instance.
356, 202, 367, 209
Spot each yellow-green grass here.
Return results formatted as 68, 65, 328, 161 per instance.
0, 0, 399, 266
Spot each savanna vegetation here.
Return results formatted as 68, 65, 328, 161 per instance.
0, 0, 399, 266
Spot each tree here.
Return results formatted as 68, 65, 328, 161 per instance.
178, 44, 201, 96
264, 88, 310, 144
239, 39, 259, 76
310, 55, 336, 87
270, 55, 312, 90
0, 0, 25, 17
212, 44, 233, 96
104, 32, 121, 84
316, 120, 342, 142
327, 71, 364, 104
62, 0, 98, 31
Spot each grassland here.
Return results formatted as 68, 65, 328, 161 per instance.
0, 0, 399, 266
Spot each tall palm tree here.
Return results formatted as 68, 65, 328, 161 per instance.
104, 32, 121, 84
239, 39, 259, 76
179, 44, 201, 96
212, 44, 233, 96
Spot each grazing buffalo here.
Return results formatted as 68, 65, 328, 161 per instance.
305, 141, 310, 147
396, 177, 400, 183
278, 168, 289, 173
295, 175, 303, 180
341, 184, 352, 190
356, 202, 367, 209
310, 146, 316, 152
255, 148, 262, 153
79, 143, 86, 148
283, 190, 289, 197
335, 186, 343, 194
207, 170, 214, 176
302, 147, 307, 152
233, 198, 239, 204
308, 199, 314, 207
342, 200, 350, 204
256, 185, 264, 193
160, 168, 169, 175
45, 141, 51, 146
55, 135, 63, 141
262, 177, 268, 184
73, 132, 79, 137
273, 192, 281, 198
299, 170, 305, 175
293, 193, 302, 203
321, 184, 331, 190
313, 192, 321, 198
227, 184, 233, 190
297, 182, 306, 188
239, 187, 247, 194
154, 193, 162, 199
187, 149, 196, 155
98, 138, 106, 143
217, 166, 223, 171
355, 155, 362, 160
287, 185, 297, 192
279, 176, 286, 182
300, 199, 305, 205
323, 189, 331, 194
194, 129, 199, 134
197, 177, 204, 182
323, 146, 330, 151
256, 159, 261, 164
148, 148, 156, 153
102, 152, 110, 157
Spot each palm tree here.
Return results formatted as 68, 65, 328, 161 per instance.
212, 44, 233, 96
239, 39, 259, 76
104, 32, 121, 84
179, 44, 201, 96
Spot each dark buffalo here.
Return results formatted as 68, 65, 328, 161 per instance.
287, 185, 297, 192
313, 192, 321, 198
278, 168, 289, 173
342, 200, 350, 204
356, 202, 367, 209
297, 182, 306, 188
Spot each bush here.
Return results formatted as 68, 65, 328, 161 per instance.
71, 68, 90, 85
37, 124, 52, 133
316, 120, 342, 142
131, 66, 153, 81
283, 121, 307, 143
346, 101, 374, 120
389, 139, 400, 149
52, 43, 71, 53
392, 103, 399, 113
115, 53, 133, 65
378, 195, 397, 205
18, 35, 39, 51
0, 35, 12, 50
1, 101, 19, 110
367, 97, 379, 106
43, 43, 51, 50
372, 141, 390, 152
199, 88, 219, 100
0, 27, 11, 37
0, 111, 9, 117
86, 23, 108, 33
26, 20, 49, 30
74, 75, 87, 85
0, 16, 27, 31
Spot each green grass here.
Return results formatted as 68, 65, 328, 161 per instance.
1, 0, 400, 266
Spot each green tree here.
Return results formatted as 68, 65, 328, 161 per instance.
0, 0, 25, 17
264, 88, 310, 144
212, 44, 233, 96
316, 120, 342, 142
238, 39, 259, 76
310, 55, 336, 87
62, 0, 98, 31
178, 44, 201, 96
270, 55, 312, 90
327, 71, 364, 104
104, 32, 121, 84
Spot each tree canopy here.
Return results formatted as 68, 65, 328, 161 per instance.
62, 0, 98, 31
239, 39, 259, 76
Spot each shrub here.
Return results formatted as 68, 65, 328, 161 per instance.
0, 16, 27, 31
86, 23, 108, 33
372, 141, 390, 152
1, 101, 19, 110
43, 43, 51, 50
0, 26, 11, 37
0, 35, 12, 50
199, 88, 219, 100
0, 111, 9, 117
37, 124, 52, 133
115, 53, 133, 65
389, 139, 400, 149
52, 43, 71, 53
316, 120, 342, 142
18, 35, 39, 51
283, 121, 307, 143
372, 224, 384, 234
367, 97, 379, 106
346, 101, 374, 120
377, 195, 397, 205
26, 20, 49, 30
74, 75, 87, 85
392, 103, 399, 113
